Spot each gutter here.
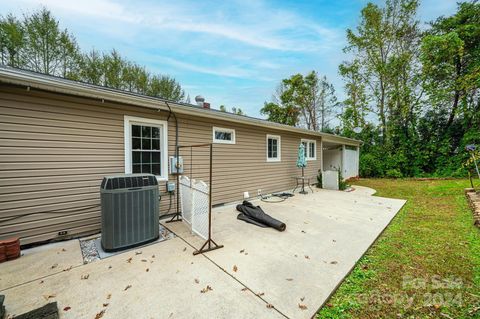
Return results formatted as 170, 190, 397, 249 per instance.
0, 66, 362, 146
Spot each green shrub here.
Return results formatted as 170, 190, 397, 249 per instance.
338, 169, 348, 190
385, 168, 403, 178
316, 169, 323, 188
359, 153, 384, 177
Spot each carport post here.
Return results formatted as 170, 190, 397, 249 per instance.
341, 144, 346, 179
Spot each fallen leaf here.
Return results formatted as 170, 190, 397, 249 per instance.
95, 310, 105, 319
241, 288, 248, 291
63, 266, 72, 272
300, 297, 305, 302
183, 247, 187, 252
286, 278, 294, 281
301, 230, 306, 233
62, 248, 67, 252
200, 285, 213, 293
146, 268, 150, 272
239, 249, 245, 253
330, 261, 338, 264
194, 279, 199, 284
106, 294, 112, 300
305, 255, 310, 259
63, 306, 71, 311
51, 263, 58, 269
141, 259, 147, 262
298, 303, 308, 310
152, 255, 155, 258
108, 265, 112, 269
126, 257, 132, 263
332, 239, 336, 242
43, 294, 56, 301
81, 274, 89, 280
103, 303, 109, 307
245, 252, 248, 255
135, 251, 142, 255
256, 292, 265, 297
233, 265, 238, 272
39, 280, 44, 284
124, 285, 132, 291
294, 254, 298, 258
326, 303, 333, 307
266, 304, 274, 309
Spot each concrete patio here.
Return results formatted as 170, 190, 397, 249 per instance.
0, 186, 405, 319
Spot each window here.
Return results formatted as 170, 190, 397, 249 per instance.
301, 139, 316, 160
213, 127, 235, 144
266, 135, 281, 162
124, 116, 168, 180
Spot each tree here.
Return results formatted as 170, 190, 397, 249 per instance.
270, 71, 338, 131
0, 14, 25, 67
219, 105, 227, 112
78, 49, 104, 85
260, 101, 300, 126
148, 74, 185, 102
22, 7, 80, 76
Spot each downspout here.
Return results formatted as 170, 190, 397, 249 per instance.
165, 102, 181, 220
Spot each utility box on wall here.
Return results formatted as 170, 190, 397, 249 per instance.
169, 156, 184, 174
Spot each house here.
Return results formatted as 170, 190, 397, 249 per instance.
0, 66, 361, 245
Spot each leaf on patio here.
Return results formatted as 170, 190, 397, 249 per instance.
124, 285, 132, 291
298, 303, 308, 310
141, 259, 147, 262
63, 266, 72, 272
126, 257, 132, 263
95, 309, 105, 319
300, 296, 305, 302
266, 304, 274, 309
62, 248, 67, 252
194, 279, 199, 284
239, 249, 245, 253
301, 230, 306, 233
51, 263, 58, 269
286, 278, 293, 281
304, 255, 310, 259
146, 268, 150, 272
135, 251, 142, 255
294, 254, 298, 258
103, 303, 109, 307
81, 274, 89, 280
43, 294, 56, 301
245, 252, 248, 255
233, 265, 238, 272
106, 293, 112, 300
200, 285, 213, 293
241, 288, 248, 291
256, 292, 265, 297
183, 247, 187, 252
108, 265, 112, 269
152, 254, 155, 258
330, 261, 338, 264
39, 280, 44, 284
63, 306, 71, 311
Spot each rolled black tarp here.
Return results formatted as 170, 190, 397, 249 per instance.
236, 200, 286, 231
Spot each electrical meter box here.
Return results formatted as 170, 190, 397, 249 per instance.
166, 181, 176, 193
169, 156, 184, 174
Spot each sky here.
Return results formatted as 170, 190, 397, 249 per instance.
1, 0, 458, 118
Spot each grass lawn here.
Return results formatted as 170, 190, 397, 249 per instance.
317, 179, 480, 319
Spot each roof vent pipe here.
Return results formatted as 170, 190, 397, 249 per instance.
195, 95, 205, 107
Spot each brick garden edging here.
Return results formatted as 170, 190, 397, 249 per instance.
465, 188, 480, 227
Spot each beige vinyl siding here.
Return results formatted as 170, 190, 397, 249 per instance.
0, 84, 321, 245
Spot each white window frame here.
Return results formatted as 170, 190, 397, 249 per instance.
301, 138, 317, 161
266, 134, 281, 162
212, 126, 236, 144
124, 115, 168, 181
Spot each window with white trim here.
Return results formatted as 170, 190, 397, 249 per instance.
124, 116, 168, 180
266, 135, 281, 162
301, 139, 316, 160
213, 127, 235, 144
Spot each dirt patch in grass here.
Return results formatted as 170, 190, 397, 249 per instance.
317, 179, 480, 319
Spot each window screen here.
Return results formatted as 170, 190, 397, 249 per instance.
131, 124, 161, 175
